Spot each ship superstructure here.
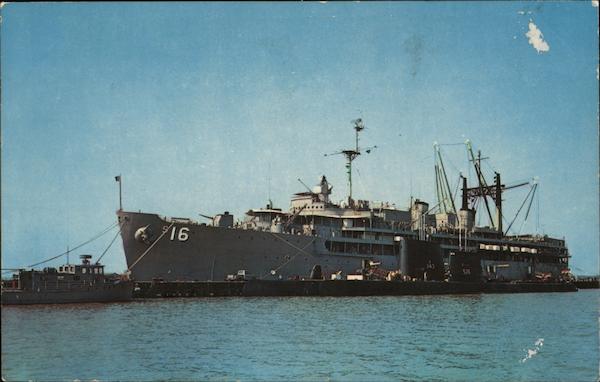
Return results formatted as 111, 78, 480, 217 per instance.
117, 120, 569, 282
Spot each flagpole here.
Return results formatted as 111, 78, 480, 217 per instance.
116, 175, 122, 211
119, 175, 122, 211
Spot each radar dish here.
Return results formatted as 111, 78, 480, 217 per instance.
351, 118, 365, 132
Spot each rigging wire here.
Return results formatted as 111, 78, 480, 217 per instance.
452, 174, 461, 207
442, 150, 464, 176
355, 167, 370, 201
263, 234, 317, 278
504, 184, 536, 235
95, 222, 124, 265
2, 221, 119, 274
495, 181, 535, 236
434, 146, 458, 213
127, 222, 175, 273
482, 158, 498, 175
436, 145, 465, 179
517, 186, 538, 236
536, 185, 541, 233
474, 198, 481, 226
523, 184, 538, 221
466, 148, 472, 188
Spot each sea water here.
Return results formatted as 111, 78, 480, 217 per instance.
2, 290, 598, 381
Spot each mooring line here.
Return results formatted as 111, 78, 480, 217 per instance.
127, 222, 175, 273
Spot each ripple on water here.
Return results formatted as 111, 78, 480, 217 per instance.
2, 291, 598, 381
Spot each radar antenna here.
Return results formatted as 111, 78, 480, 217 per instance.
324, 118, 377, 205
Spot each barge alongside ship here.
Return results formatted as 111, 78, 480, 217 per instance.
117, 119, 571, 286
1, 255, 133, 305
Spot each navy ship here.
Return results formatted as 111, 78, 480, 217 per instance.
1, 255, 133, 305
117, 119, 570, 283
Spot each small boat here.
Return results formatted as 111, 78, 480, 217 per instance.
1, 255, 133, 305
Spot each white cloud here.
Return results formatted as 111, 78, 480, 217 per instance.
525, 21, 550, 53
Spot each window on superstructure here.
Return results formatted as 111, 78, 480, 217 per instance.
82, 268, 87, 274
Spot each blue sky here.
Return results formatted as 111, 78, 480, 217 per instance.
1, 2, 598, 275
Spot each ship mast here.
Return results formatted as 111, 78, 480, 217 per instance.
465, 140, 496, 230
463, 140, 529, 235
324, 118, 377, 206
434, 143, 457, 214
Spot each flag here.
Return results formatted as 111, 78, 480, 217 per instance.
115, 175, 121, 182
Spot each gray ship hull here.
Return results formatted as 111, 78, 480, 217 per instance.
1, 281, 133, 305
118, 210, 568, 283
118, 210, 400, 281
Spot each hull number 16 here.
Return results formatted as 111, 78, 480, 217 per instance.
169, 227, 190, 242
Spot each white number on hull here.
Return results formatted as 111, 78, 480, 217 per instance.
168, 226, 190, 242
178, 227, 189, 241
